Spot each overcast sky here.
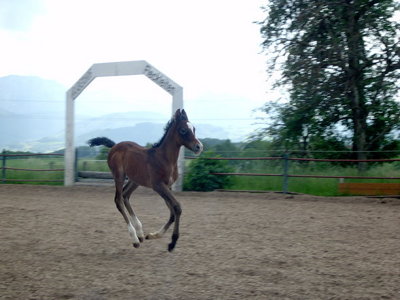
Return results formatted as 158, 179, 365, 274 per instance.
0, 0, 274, 140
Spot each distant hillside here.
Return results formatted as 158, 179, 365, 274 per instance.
0, 75, 65, 115
77, 123, 165, 147
0, 75, 234, 152
75, 111, 169, 134
76, 122, 229, 147
0, 75, 66, 149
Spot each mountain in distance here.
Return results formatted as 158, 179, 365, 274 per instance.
75, 121, 229, 147
0, 75, 65, 115
0, 75, 236, 152
0, 75, 65, 149
74, 110, 229, 147
75, 111, 169, 134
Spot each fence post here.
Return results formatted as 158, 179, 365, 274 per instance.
282, 153, 289, 193
2, 150, 6, 183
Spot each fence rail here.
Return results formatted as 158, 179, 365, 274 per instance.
2, 150, 400, 194
1, 152, 64, 183
211, 172, 400, 180
3, 167, 64, 172
189, 156, 400, 162
0, 153, 63, 157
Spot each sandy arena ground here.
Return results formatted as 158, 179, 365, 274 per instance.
0, 184, 399, 299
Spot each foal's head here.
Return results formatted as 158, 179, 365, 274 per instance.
173, 109, 203, 154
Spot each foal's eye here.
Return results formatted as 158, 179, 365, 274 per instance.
179, 128, 188, 135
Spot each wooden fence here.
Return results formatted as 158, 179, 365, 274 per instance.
0, 152, 64, 183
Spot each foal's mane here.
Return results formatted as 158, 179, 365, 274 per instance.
151, 117, 176, 148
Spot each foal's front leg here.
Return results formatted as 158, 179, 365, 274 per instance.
149, 183, 182, 252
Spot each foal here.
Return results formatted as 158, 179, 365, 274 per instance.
88, 109, 203, 251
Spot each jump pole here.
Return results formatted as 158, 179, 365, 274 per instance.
65, 60, 184, 191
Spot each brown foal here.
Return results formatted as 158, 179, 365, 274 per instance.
88, 109, 203, 251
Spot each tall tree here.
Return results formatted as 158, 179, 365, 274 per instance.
259, 0, 400, 162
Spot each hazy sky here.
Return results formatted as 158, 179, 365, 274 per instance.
0, 0, 274, 140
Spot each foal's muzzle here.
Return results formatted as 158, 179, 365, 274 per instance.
192, 141, 203, 155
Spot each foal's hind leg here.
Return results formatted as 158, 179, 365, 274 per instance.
114, 177, 141, 248
122, 180, 145, 242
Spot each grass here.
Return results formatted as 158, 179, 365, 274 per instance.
231, 176, 342, 196
1, 157, 109, 185
1, 157, 64, 185
228, 160, 400, 196
78, 160, 109, 172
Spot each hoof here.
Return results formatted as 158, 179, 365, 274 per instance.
168, 243, 176, 252
138, 236, 144, 243
145, 233, 159, 240
133, 242, 140, 248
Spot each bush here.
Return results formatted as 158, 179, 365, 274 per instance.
183, 151, 234, 191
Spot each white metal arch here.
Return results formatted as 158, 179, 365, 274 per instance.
64, 60, 184, 190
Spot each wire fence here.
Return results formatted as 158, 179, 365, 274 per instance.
203, 155, 400, 193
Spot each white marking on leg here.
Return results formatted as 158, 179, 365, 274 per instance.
132, 216, 144, 240
127, 222, 140, 246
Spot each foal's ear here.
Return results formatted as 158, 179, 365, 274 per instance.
174, 108, 188, 121
181, 109, 188, 121
174, 109, 181, 120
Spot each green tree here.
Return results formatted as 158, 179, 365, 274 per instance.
259, 0, 400, 165
214, 140, 239, 157
241, 140, 273, 157
96, 146, 110, 160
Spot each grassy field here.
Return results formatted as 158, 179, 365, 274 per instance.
1, 156, 64, 184
2, 157, 400, 196
229, 160, 400, 196
78, 160, 109, 172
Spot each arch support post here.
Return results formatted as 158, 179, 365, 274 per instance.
64, 90, 75, 186
171, 86, 184, 191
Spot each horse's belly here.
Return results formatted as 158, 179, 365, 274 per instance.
126, 170, 152, 188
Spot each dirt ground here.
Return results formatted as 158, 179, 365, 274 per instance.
0, 184, 399, 300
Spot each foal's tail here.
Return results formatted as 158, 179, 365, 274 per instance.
88, 137, 116, 148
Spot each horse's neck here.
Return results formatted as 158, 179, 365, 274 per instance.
158, 135, 181, 165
